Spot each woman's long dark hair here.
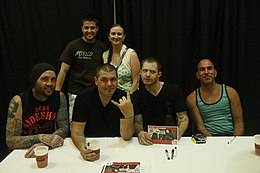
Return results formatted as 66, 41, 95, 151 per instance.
107, 24, 125, 64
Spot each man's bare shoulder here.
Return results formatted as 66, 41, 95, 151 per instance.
186, 90, 196, 102
225, 85, 240, 99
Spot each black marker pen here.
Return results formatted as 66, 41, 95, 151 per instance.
165, 149, 170, 160
171, 149, 174, 159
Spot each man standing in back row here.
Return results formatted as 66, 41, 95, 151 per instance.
186, 58, 244, 136
56, 16, 107, 121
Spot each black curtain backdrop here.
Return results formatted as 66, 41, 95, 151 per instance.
1, 0, 260, 161
114, 0, 260, 136
0, 0, 114, 161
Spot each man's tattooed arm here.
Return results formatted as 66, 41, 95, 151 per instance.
134, 114, 145, 136
6, 96, 41, 149
53, 92, 69, 138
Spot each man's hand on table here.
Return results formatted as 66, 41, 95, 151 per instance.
138, 131, 153, 145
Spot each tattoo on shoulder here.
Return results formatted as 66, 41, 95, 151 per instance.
8, 98, 19, 118
60, 93, 66, 104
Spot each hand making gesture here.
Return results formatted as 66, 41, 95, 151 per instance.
111, 92, 134, 119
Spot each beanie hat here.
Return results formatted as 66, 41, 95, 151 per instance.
30, 63, 56, 88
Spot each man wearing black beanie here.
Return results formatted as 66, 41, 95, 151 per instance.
30, 63, 57, 88
6, 63, 69, 158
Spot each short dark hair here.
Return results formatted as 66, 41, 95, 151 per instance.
197, 58, 216, 72
141, 57, 162, 72
81, 15, 99, 27
95, 63, 117, 78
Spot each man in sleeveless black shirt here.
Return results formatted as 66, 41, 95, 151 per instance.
6, 63, 69, 158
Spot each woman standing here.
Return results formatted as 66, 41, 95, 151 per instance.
103, 24, 140, 93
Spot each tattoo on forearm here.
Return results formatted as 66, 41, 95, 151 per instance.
176, 111, 187, 125
134, 114, 144, 135
54, 93, 69, 138
12, 135, 41, 149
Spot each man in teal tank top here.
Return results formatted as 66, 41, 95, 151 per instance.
186, 59, 244, 136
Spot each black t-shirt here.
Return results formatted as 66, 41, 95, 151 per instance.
19, 89, 60, 135
73, 87, 126, 137
59, 38, 107, 94
132, 83, 186, 131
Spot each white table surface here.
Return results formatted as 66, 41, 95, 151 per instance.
0, 136, 260, 173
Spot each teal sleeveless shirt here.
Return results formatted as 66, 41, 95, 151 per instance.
196, 84, 233, 135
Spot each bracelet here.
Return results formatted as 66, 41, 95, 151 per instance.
124, 116, 134, 119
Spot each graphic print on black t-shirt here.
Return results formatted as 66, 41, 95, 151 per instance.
19, 90, 60, 135
22, 105, 57, 135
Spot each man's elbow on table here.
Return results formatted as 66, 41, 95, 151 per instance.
120, 128, 134, 141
